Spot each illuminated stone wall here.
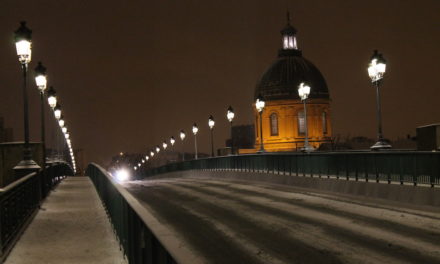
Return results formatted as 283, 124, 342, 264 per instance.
253, 98, 332, 151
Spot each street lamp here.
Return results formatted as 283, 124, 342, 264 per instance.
368, 50, 391, 150
227, 106, 235, 154
170, 136, 176, 146
34, 61, 47, 170
208, 115, 215, 157
255, 95, 265, 153
163, 141, 168, 150
62, 127, 67, 134
14, 21, 39, 172
192, 123, 198, 159
47, 86, 57, 109
150, 151, 155, 157
54, 103, 62, 120
180, 130, 186, 161
298, 82, 314, 152
58, 115, 65, 127
156, 146, 160, 153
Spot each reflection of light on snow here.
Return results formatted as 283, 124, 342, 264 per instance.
115, 169, 129, 182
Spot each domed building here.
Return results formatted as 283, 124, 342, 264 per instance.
254, 14, 332, 151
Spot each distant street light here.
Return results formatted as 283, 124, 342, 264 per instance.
34, 61, 47, 170
62, 127, 67, 134
368, 50, 391, 150
208, 115, 215, 157
47, 86, 57, 109
255, 95, 265, 153
156, 146, 160, 153
180, 130, 186, 161
298, 82, 314, 152
227, 106, 235, 154
54, 103, 62, 119
14, 21, 39, 171
170, 136, 176, 146
150, 151, 154, 157
192, 123, 199, 159
58, 115, 65, 127
163, 141, 168, 150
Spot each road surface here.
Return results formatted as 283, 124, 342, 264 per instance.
124, 176, 440, 264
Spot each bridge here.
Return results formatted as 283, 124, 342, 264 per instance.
1, 152, 440, 264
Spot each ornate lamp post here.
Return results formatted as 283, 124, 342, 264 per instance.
298, 82, 314, 152
47, 86, 57, 109
192, 123, 199, 159
180, 130, 186, 161
14, 21, 40, 172
34, 61, 47, 169
368, 50, 391, 150
255, 95, 265, 153
58, 115, 65, 128
54, 103, 62, 120
208, 115, 215, 157
53, 103, 62, 160
227, 106, 235, 154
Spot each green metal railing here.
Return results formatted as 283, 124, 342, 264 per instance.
0, 162, 72, 261
87, 163, 177, 264
140, 151, 440, 187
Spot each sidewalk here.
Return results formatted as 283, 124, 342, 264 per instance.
5, 177, 127, 264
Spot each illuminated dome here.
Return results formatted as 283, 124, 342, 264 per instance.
255, 16, 329, 101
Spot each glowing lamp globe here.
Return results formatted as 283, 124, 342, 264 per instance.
208, 115, 215, 129
227, 106, 235, 122
298, 82, 311, 101
255, 94, 265, 112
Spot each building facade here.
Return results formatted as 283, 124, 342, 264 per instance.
253, 14, 332, 151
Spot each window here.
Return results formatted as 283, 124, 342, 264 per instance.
322, 112, 327, 134
282, 35, 297, 50
298, 111, 305, 135
270, 113, 278, 136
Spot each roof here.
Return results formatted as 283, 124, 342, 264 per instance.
255, 50, 330, 101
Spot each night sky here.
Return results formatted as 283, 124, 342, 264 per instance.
0, 0, 439, 166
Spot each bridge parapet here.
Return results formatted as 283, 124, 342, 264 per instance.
138, 151, 440, 187
86, 163, 204, 264
0, 161, 72, 262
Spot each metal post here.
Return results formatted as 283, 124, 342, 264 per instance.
14, 63, 40, 175
56, 124, 60, 160
371, 81, 391, 149
22, 64, 31, 160
194, 135, 198, 160
303, 99, 310, 151
40, 91, 47, 193
230, 121, 234, 154
210, 129, 214, 157
259, 111, 265, 152
375, 82, 383, 142
182, 141, 185, 161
